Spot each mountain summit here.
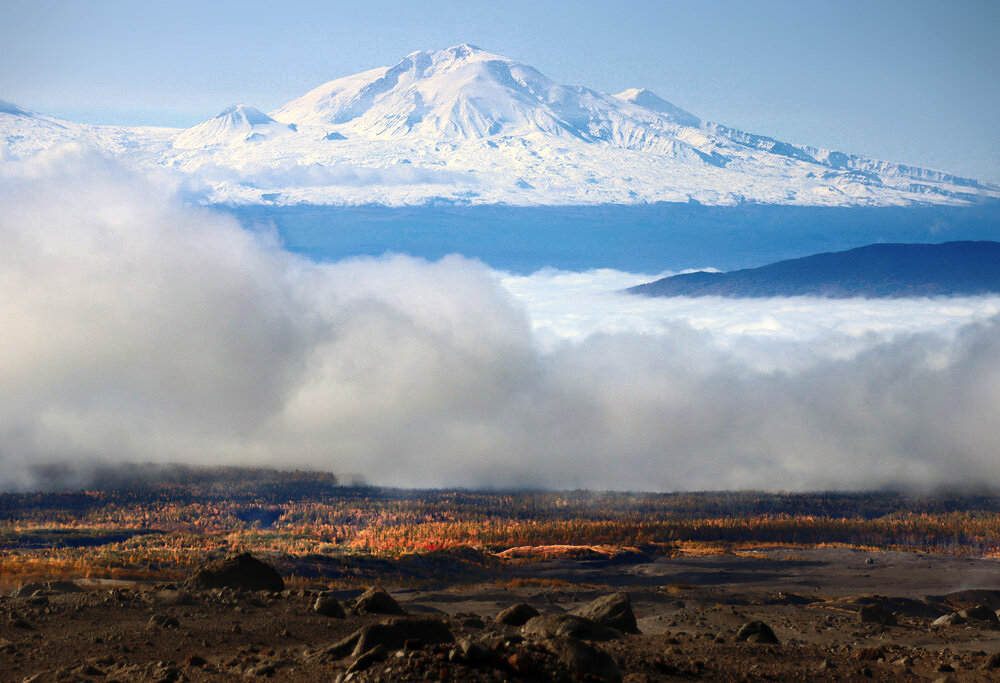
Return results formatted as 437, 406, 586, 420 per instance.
271, 43, 675, 141
174, 105, 296, 149
2, 44, 998, 206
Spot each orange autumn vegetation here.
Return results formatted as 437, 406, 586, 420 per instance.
4, 467, 1000, 588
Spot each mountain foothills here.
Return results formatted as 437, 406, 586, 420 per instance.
2, 44, 999, 206
628, 241, 1000, 298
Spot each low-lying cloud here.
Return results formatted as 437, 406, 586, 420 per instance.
2, 144, 999, 492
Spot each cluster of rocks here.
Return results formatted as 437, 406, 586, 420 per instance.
309, 592, 640, 682
313, 586, 407, 620
932, 603, 1000, 628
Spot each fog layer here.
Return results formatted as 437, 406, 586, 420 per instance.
2, 145, 998, 491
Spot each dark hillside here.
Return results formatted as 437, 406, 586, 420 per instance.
628, 241, 1000, 298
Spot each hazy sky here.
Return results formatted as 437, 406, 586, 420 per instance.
2, 0, 998, 182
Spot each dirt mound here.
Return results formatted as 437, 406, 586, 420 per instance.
183, 552, 284, 592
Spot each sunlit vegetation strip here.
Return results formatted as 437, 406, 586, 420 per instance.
3, 467, 1000, 587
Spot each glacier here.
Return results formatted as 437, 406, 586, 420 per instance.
1, 44, 998, 207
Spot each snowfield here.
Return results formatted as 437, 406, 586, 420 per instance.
2, 44, 997, 207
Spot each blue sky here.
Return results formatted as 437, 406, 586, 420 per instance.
2, 0, 998, 182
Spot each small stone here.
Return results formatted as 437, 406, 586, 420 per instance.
148, 614, 180, 629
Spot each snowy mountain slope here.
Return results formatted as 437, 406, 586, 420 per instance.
1, 45, 998, 207
0, 100, 177, 160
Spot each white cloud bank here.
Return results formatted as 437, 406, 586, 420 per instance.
2, 144, 999, 492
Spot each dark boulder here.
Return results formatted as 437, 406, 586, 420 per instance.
736, 621, 779, 644
859, 603, 897, 626
521, 614, 618, 641
959, 604, 1000, 626
326, 617, 454, 659
11, 583, 46, 598
541, 637, 622, 682
457, 612, 486, 630
457, 638, 493, 665
497, 603, 540, 627
155, 589, 193, 606
354, 586, 405, 615
183, 552, 284, 593
932, 612, 965, 627
314, 595, 346, 618
347, 645, 387, 674
353, 618, 453, 656
572, 592, 639, 634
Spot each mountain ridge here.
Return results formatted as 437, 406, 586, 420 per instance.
2, 44, 998, 207
627, 241, 1000, 298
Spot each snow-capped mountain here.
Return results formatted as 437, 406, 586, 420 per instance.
2, 45, 998, 207
173, 105, 297, 149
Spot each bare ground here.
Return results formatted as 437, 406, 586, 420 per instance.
4, 547, 1000, 682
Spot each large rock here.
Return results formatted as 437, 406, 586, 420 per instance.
497, 603, 540, 627
932, 605, 999, 629
11, 583, 46, 598
457, 638, 493, 665
932, 612, 966, 627
736, 621, 779, 644
183, 552, 284, 592
959, 604, 1000, 626
326, 618, 454, 659
521, 614, 618, 641
354, 587, 405, 615
347, 645, 387, 674
314, 595, 346, 618
541, 637, 622, 683
572, 592, 639, 634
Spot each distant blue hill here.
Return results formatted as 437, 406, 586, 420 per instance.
627, 241, 1000, 298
